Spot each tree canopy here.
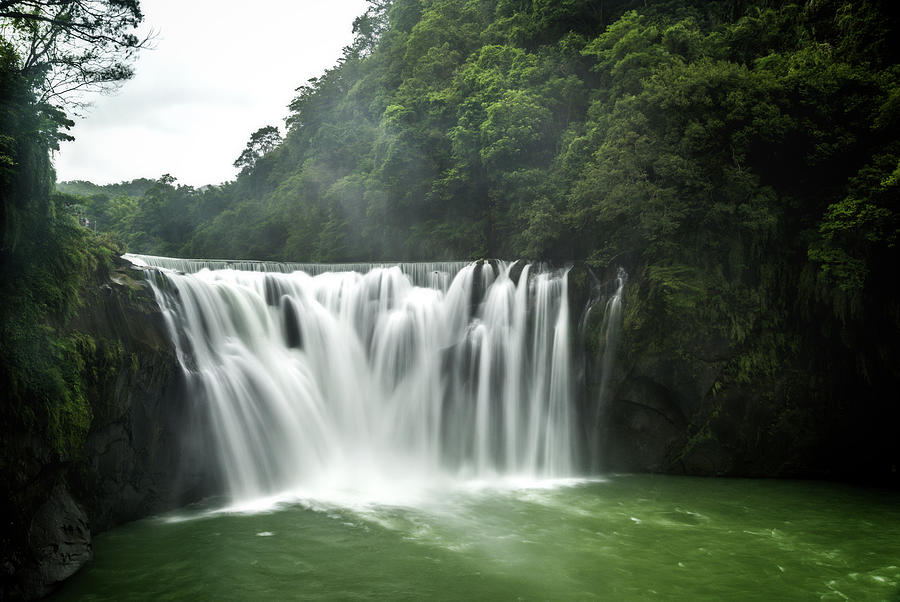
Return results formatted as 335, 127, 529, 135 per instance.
0, 0, 149, 109
233, 125, 282, 174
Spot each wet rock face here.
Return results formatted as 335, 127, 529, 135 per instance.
598, 375, 690, 473
577, 269, 763, 477
597, 349, 727, 474
4, 258, 220, 599
69, 262, 204, 530
584, 271, 894, 483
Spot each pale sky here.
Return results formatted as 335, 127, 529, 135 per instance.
54, 0, 370, 187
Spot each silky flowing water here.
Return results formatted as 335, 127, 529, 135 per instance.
54, 475, 900, 600
56, 257, 898, 599
126, 255, 587, 496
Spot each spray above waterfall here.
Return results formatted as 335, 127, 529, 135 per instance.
126, 255, 625, 504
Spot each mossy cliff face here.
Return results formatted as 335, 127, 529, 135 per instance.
66, 257, 219, 530
1, 256, 216, 600
587, 266, 900, 485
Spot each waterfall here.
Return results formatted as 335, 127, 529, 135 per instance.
587, 267, 627, 469
128, 255, 593, 502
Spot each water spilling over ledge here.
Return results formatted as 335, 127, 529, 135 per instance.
125, 254, 625, 504
124, 253, 472, 287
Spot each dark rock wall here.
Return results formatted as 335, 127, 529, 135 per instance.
66, 264, 218, 532
19, 486, 91, 597
2, 258, 217, 600
584, 269, 899, 486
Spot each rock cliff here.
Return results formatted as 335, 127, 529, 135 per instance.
588, 267, 900, 485
2, 257, 216, 599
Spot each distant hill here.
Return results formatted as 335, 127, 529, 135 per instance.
56, 178, 156, 199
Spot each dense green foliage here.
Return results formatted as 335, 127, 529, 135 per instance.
81, 0, 898, 477
0, 0, 148, 108
57, 177, 155, 200
94, 0, 898, 270
0, 38, 121, 466
54, 174, 213, 254
1, 5, 144, 576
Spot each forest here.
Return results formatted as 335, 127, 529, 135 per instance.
58, 0, 897, 269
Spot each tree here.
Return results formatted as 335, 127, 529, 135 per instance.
348, 0, 390, 58
233, 125, 282, 174
0, 0, 150, 110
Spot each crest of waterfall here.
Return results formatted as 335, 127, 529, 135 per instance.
124, 253, 468, 288
130, 256, 587, 502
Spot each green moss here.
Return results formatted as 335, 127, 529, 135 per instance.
1, 219, 126, 463
671, 399, 721, 463
1, 41, 137, 491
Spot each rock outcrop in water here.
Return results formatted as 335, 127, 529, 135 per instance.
21, 486, 92, 595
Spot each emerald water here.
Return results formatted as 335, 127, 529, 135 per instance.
54, 475, 900, 600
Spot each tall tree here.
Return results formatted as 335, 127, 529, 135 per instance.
1, 0, 149, 254
233, 125, 282, 174
0, 0, 150, 109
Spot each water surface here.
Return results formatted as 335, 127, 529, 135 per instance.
54, 475, 900, 600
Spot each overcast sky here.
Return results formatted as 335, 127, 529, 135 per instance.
53, 0, 370, 187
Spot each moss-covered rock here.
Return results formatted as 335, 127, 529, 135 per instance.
586, 263, 900, 486
1, 253, 216, 599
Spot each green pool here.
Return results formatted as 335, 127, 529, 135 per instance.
53, 475, 900, 600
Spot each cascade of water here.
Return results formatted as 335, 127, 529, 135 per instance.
589, 267, 627, 469
130, 256, 593, 501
